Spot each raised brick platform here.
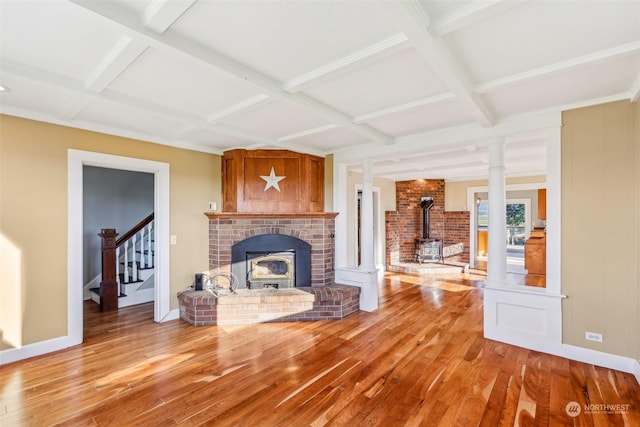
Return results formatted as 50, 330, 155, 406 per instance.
178, 284, 360, 326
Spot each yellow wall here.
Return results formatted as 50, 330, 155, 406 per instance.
0, 115, 220, 350
445, 176, 546, 211
324, 154, 334, 212
561, 101, 639, 360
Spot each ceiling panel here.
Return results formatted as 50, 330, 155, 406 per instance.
0, 1, 125, 82
0, 76, 78, 118
304, 49, 449, 116
181, 127, 249, 151
169, 0, 400, 82
446, 0, 640, 83
220, 101, 330, 140
364, 99, 473, 136
108, 48, 264, 118
483, 55, 640, 117
76, 99, 187, 138
284, 127, 369, 152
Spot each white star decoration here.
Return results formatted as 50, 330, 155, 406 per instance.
260, 167, 285, 192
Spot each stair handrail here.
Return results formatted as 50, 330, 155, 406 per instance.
99, 212, 154, 311
116, 213, 154, 248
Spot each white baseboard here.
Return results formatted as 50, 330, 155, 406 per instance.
161, 308, 180, 322
484, 285, 640, 386
0, 336, 75, 366
1, 308, 180, 365
560, 344, 640, 385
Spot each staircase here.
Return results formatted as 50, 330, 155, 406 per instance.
91, 213, 155, 309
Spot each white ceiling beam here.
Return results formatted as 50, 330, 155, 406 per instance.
283, 33, 411, 93
142, 0, 197, 34
381, 0, 494, 128
375, 162, 490, 180
205, 124, 277, 146
277, 124, 338, 143
352, 92, 455, 123
176, 94, 272, 136
334, 110, 560, 165
69, 0, 394, 145
205, 94, 271, 123
476, 41, 640, 94
85, 35, 148, 93
431, 0, 527, 36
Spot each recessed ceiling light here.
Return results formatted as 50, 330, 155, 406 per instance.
0, 85, 9, 92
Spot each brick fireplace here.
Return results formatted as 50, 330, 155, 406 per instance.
177, 149, 361, 326
206, 212, 337, 287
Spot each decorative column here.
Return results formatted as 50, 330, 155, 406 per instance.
356, 157, 379, 311
487, 137, 508, 285
98, 228, 119, 311
359, 158, 376, 271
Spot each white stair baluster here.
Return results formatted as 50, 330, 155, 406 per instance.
123, 240, 129, 284
132, 233, 138, 282
146, 223, 153, 267
116, 245, 121, 291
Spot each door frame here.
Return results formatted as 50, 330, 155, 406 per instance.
354, 184, 383, 269
67, 149, 170, 346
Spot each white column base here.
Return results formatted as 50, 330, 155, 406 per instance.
335, 267, 379, 312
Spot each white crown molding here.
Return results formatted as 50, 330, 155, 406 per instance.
381, 0, 494, 128
0, 105, 222, 155
630, 69, 640, 102
283, 33, 411, 93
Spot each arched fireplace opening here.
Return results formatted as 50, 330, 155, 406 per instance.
231, 234, 311, 289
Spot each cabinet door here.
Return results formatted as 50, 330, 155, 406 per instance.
538, 188, 547, 220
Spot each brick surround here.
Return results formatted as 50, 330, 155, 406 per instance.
206, 212, 337, 287
386, 180, 470, 266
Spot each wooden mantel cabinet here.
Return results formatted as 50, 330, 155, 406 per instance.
525, 229, 546, 276
222, 149, 324, 213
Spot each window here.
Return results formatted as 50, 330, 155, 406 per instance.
476, 198, 531, 258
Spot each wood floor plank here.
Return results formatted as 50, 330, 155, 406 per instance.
1, 272, 638, 426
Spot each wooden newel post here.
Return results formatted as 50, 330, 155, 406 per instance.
99, 228, 119, 312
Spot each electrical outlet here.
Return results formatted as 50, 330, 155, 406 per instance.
170, 235, 177, 245
585, 331, 603, 342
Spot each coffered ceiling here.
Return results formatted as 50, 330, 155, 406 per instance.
1, 1, 638, 181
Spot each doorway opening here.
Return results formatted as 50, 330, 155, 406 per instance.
68, 150, 170, 347
83, 166, 155, 311
355, 186, 382, 269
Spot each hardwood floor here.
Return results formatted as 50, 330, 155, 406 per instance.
1, 271, 638, 426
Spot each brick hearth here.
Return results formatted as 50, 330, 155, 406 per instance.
178, 285, 360, 326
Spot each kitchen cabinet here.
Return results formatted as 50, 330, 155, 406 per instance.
525, 229, 546, 276
538, 188, 547, 220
